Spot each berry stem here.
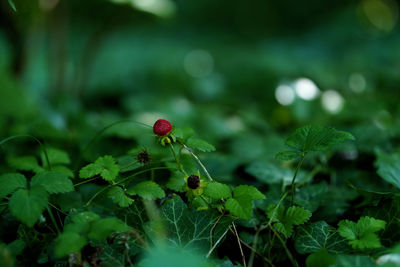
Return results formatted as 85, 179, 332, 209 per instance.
179, 141, 214, 182
168, 143, 187, 176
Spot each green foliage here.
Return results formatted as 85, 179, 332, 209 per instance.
54, 212, 129, 258
375, 151, 400, 190
0, 173, 27, 199
306, 250, 336, 267
30, 171, 74, 194
338, 216, 386, 250
7, 156, 43, 173
79, 155, 120, 181
8, 0, 16, 11
148, 196, 232, 253
186, 137, 216, 152
278, 125, 355, 159
294, 221, 350, 254
267, 204, 311, 238
225, 185, 265, 220
108, 186, 134, 207
9, 186, 49, 227
204, 182, 231, 200
126, 181, 165, 200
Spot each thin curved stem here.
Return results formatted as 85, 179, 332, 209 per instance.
179, 142, 213, 182
168, 143, 187, 176
0, 134, 52, 171
290, 154, 306, 206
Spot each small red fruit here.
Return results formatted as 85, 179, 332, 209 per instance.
153, 119, 172, 136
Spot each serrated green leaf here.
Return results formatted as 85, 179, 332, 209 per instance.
71, 211, 101, 224
30, 171, 74, 194
275, 151, 302, 161
338, 216, 386, 249
147, 195, 232, 253
79, 163, 103, 178
88, 217, 130, 241
51, 165, 74, 178
186, 137, 216, 152
225, 185, 265, 220
54, 232, 87, 258
286, 206, 312, 225
225, 198, 252, 220
375, 151, 400, 190
294, 221, 350, 254
108, 186, 133, 207
41, 147, 70, 168
285, 125, 355, 153
266, 204, 311, 238
233, 185, 265, 201
0, 173, 27, 199
204, 182, 231, 200
7, 156, 43, 173
9, 187, 49, 227
79, 155, 119, 181
126, 181, 165, 200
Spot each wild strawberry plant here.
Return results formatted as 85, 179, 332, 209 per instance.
0, 120, 398, 267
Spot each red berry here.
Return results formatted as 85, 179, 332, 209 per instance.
153, 119, 172, 136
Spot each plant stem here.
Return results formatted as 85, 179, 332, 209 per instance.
290, 154, 306, 206
46, 206, 60, 234
168, 142, 187, 176
232, 222, 247, 267
179, 141, 213, 182
269, 227, 298, 267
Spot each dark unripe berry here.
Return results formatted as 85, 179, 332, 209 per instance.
153, 119, 172, 136
137, 150, 151, 165
187, 175, 200, 189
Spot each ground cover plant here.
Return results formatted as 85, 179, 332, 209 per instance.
2, 0, 400, 266
1, 116, 400, 267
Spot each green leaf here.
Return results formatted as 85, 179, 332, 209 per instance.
126, 181, 165, 200
276, 151, 302, 161
88, 217, 130, 241
0, 243, 13, 267
51, 165, 74, 178
107, 186, 133, 207
8, 0, 17, 11
306, 249, 336, 267
334, 255, 376, 267
338, 216, 386, 249
204, 182, 231, 200
266, 205, 311, 238
294, 221, 350, 254
7, 156, 43, 173
166, 171, 186, 192
41, 147, 70, 167
79, 155, 119, 181
245, 160, 308, 186
0, 173, 27, 199
174, 126, 195, 141
148, 195, 232, 253
375, 151, 400, 190
54, 232, 87, 258
186, 137, 216, 152
285, 125, 355, 153
9, 186, 49, 227
30, 171, 74, 194
225, 185, 265, 220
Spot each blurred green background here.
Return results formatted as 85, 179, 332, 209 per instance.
0, 0, 400, 164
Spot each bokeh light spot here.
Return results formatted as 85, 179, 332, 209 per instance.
184, 50, 214, 78
361, 0, 398, 32
321, 90, 344, 114
294, 78, 320, 100
275, 85, 295, 106
349, 73, 366, 93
